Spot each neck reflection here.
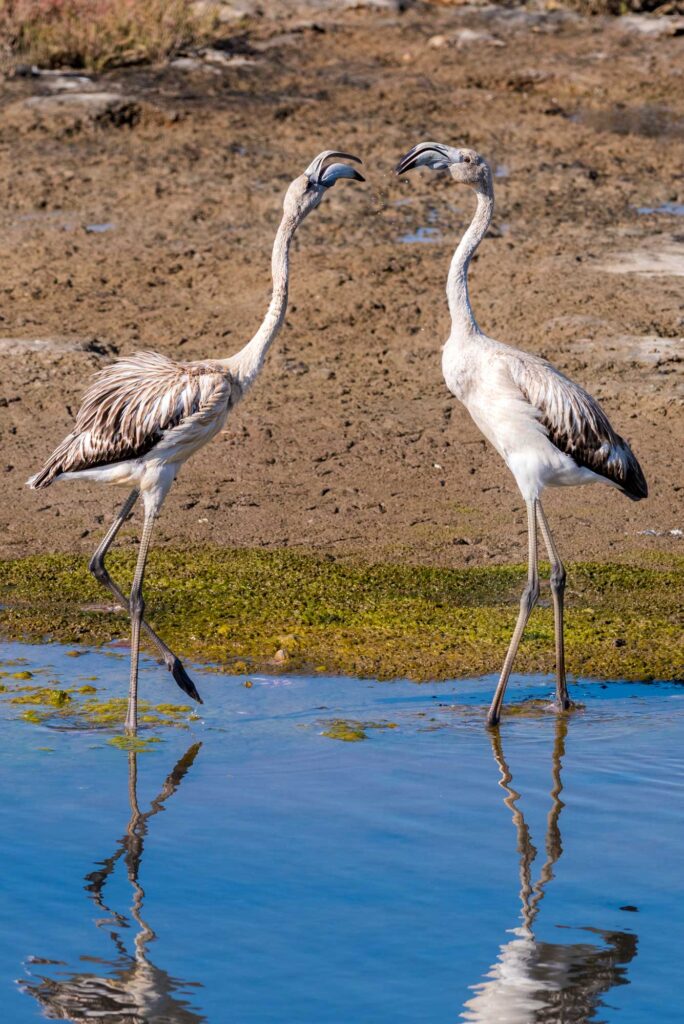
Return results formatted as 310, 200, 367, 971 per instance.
461, 718, 637, 1023
21, 744, 205, 1023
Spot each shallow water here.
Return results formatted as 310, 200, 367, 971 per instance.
635, 203, 684, 218
85, 221, 116, 234
1, 641, 683, 1023
398, 225, 442, 244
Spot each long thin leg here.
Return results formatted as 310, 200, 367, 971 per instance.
89, 491, 201, 703
536, 501, 570, 711
90, 489, 139, 576
125, 507, 157, 734
487, 499, 540, 728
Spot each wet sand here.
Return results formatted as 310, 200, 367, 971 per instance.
0, 4, 681, 567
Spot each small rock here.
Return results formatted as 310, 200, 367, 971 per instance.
200, 48, 258, 67
273, 648, 288, 664
170, 57, 205, 71
0, 337, 110, 357
454, 28, 505, 49
616, 15, 684, 38
4, 93, 152, 134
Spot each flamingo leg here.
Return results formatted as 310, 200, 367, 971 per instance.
125, 506, 157, 734
487, 499, 540, 728
536, 501, 570, 712
89, 491, 201, 704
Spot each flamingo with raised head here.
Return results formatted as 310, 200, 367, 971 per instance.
28, 150, 364, 733
395, 142, 647, 726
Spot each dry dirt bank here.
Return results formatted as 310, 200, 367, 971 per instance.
0, 4, 681, 568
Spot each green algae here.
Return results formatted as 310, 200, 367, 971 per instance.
0, 549, 682, 683
21, 710, 46, 724
108, 735, 162, 752
494, 698, 584, 719
80, 697, 191, 729
0, 680, 197, 736
10, 687, 71, 707
322, 720, 368, 741
321, 719, 398, 741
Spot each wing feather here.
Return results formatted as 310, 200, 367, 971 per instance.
509, 355, 647, 500
28, 352, 234, 488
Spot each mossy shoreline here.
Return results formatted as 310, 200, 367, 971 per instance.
0, 549, 682, 683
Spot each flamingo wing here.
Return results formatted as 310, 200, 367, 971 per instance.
509, 354, 647, 500
29, 352, 233, 487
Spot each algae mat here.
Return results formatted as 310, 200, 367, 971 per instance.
0, 549, 682, 682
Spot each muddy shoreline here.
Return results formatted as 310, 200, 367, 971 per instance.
0, 4, 682, 570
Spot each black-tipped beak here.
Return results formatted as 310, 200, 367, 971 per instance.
306, 150, 364, 186
318, 159, 365, 188
395, 145, 421, 176
395, 142, 450, 176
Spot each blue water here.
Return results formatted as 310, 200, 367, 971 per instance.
398, 225, 442, 244
84, 221, 116, 233
1, 641, 683, 1023
635, 203, 684, 217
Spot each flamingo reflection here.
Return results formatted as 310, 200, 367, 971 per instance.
461, 718, 637, 1022
20, 744, 205, 1022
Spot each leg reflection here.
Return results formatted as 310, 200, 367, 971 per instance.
20, 744, 206, 1023
461, 718, 637, 1022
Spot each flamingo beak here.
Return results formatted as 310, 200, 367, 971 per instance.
395, 142, 452, 175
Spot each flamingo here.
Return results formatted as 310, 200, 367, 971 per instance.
395, 142, 647, 726
27, 151, 364, 733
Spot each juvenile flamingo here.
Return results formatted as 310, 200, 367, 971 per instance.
396, 142, 647, 726
28, 151, 364, 732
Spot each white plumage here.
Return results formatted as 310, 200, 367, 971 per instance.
27, 151, 364, 733
396, 142, 647, 726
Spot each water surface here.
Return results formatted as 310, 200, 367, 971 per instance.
1, 641, 682, 1023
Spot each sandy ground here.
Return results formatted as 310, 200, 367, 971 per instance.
0, 3, 681, 569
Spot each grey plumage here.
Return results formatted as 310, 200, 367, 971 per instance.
510, 355, 648, 501
28, 352, 237, 488
26, 151, 364, 734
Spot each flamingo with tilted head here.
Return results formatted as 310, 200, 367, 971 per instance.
396, 142, 647, 726
28, 150, 364, 733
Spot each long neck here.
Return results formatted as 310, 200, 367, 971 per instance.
226, 210, 298, 388
446, 183, 493, 336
